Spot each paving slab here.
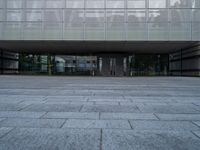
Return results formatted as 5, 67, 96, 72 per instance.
43, 112, 99, 119
101, 113, 158, 120
0, 128, 100, 150
81, 104, 140, 113
62, 119, 131, 129
193, 131, 200, 138
138, 104, 200, 114
156, 114, 200, 121
0, 118, 66, 128
22, 104, 82, 112
0, 103, 29, 111
102, 130, 200, 150
0, 127, 13, 138
129, 120, 200, 131
0, 111, 46, 118
193, 121, 200, 128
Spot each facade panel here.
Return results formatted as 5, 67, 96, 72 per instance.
0, 0, 199, 41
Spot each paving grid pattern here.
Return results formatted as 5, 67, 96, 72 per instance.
0, 76, 200, 150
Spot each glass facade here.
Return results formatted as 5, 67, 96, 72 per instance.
0, 0, 199, 41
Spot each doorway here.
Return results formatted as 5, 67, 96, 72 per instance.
99, 55, 126, 77
110, 58, 116, 76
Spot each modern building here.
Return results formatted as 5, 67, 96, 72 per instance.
0, 0, 200, 76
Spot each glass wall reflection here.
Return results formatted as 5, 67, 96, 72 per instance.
0, 0, 199, 41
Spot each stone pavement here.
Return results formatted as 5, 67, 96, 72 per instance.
0, 76, 200, 150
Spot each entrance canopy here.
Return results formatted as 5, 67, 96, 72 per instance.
0, 41, 198, 54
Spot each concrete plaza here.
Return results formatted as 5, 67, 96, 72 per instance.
0, 76, 200, 150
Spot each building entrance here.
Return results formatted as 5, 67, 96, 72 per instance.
18, 53, 169, 76
99, 55, 126, 77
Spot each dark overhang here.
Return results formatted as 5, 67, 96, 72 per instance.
0, 40, 198, 54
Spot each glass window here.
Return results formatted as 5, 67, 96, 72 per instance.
85, 10, 105, 22
25, 10, 42, 22
148, 9, 168, 22
0, 9, 4, 21
44, 22, 62, 39
107, 10, 125, 22
148, 23, 169, 40
85, 22, 105, 40
106, 0, 125, 8
6, 10, 22, 21
23, 22, 43, 40
128, 10, 146, 22
3, 22, 21, 40
45, 0, 64, 8
192, 9, 200, 22
66, 0, 84, 8
26, 0, 44, 8
149, 0, 167, 8
65, 9, 84, 23
170, 9, 191, 22
127, 23, 147, 40
106, 22, 126, 40
192, 22, 200, 40
44, 10, 63, 22
7, 0, 22, 8
170, 22, 191, 40
127, 0, 146, 8
0, 22, 2, 40
64, 22, 84, 39
193, 0, 200, 8
0, 0, 5, 8
170, 0, 192, 8
86, 0, 104, 8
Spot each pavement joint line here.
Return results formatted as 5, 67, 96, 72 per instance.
191, 121, 200, 129
0, 127, 15, 139
192, 102, 200, 107
60, 119, 68, 128
39, 112, 49, 119
128, 120, 133, 130
79, 105, 84, 112
17, 103, 33, 111
135, 105, 142, 113
153, 113, 160, 120
100, 129, 103, 150
191, 131, 200, 140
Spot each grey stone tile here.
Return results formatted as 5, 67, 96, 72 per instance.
0, 111, 46, 118
62, 119, 131, 129
129, 120, 200, 131
0, 118, 65, 128
193, 121, 200, 128
43, 112, 99, 119
94, 102, 120, 105
0, 103, 28, 111
193, 131, 200, 138
45, 96, 88, 102
156, 114, 200, 121
138, 104, 200, 114
0, 127, 13, 138
0, 118, 5, 122
101, 113, 158, 120
0, 128, 100, 150
22, 104, 82, 112
81, 104, 140, 113
102, 130, 200, 150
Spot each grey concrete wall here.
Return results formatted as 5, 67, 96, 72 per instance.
169, 44, 200, 77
